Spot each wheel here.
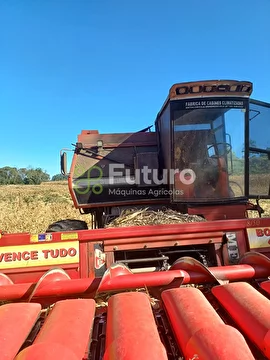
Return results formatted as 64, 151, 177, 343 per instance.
45, 219, 88, 233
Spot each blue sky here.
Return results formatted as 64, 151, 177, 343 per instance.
1, 0, 269, 177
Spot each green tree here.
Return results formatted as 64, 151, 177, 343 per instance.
0, 167, 24, 184
249, 154, 270, 174
0, 166, 51, 185
51, 174, 68, 181
23, 168, 50, 185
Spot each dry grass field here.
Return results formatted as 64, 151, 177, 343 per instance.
0, 181, 269, 234
0, 182, 93, 234
229, 174, 270, 198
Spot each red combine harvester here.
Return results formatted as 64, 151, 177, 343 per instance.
1, 80, 270, 359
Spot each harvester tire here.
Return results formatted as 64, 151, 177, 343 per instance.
45, 219, 88, 233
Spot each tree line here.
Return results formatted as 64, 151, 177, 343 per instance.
230, 149, 270, 175
0, 150, 269, 185
0, 167, 67, 185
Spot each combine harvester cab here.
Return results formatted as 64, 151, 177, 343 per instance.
63, 79, 270, 225
1, 79, 270, 359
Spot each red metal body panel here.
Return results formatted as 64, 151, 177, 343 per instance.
0, 216, 270, 302
188, 203, 249, 220
15, 299, 96, 360
2, 266, 80, 286
0, 303, 41, 360
77, 131, 157, 147
261, 280, 270, 294
97, 263, 270, 293
212, 282, 270, 358
1, 216, 269, 249
0, 262, 269, 302
0, 266, 268, 358
104, 292, 168, 360
69, 131, 159, 209
33, 299, 95, 357
15, 343, 78, 360
162, 287, 255, 359
103, 230, 223, 251
0, 216, 270, 358
0, 277, 98, 301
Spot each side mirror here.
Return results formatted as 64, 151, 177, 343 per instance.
60, 151, 67, 175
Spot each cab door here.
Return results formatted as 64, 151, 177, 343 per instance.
248, 99, 270, 198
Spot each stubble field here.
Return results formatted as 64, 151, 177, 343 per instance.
0, 181, 269, 234
0, 182, 93, 234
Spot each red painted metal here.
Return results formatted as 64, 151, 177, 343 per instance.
97, 263, 270, 293
76, 217, 270, 242
1, 265, 80, 284
170, 254, 270, 283
170, 256, 223, 284
0, 272, 14, 285
0, 303, 41, 360
103, 292, 168, 360
1, 217, 270, 247
239, 250, 270, 267
97, 263, 186, 293
188, 203, 248, 220
80, 241, 90, 278
212, 282, 270, 358
0, 217, 269, 287
4, 282, 270, 359
161, 287, 254, 359
260, 280, 270, 295
250, 248, 270, 259
15, 343, 78, 360
103, 231, 223, 251
27, 268, 71, 302
77, 130, 157, 147
16, 299, 96, 359
0, 277, 98, 301
0, 262, 269, 301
